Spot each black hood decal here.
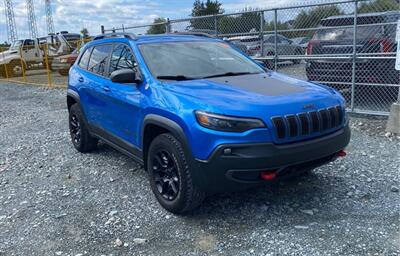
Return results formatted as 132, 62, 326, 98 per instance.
206, 73, 306, 96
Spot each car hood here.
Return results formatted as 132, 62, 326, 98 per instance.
0, 50, 19, 63
161, 72, 343, 118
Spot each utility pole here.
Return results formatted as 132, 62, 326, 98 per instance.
4, 0, 18, 42
26, 0, 38, 39
44, 0, 55, 34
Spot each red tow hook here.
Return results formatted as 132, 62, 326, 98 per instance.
260, 170, 277, 181
337, 150, 347, 157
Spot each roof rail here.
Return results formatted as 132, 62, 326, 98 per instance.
169, 31, 216, 38
93, 32, 137, 41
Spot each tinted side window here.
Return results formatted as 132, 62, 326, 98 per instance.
109, 44, 137, 76
79, 47, 92, 69
264, 36, 277, 43
24, 39, 35, 46
88, 44, 113, 76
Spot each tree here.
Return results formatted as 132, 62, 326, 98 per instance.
191, 0, 223, 16
147, 17, 167, 34
218, 7, 262, 34
80, 28, 89, 38
292, 5, 343, 37
358, 0, 399, 13
190, 0, 224, 30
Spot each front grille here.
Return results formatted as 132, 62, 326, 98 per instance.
271, 105, 344, 140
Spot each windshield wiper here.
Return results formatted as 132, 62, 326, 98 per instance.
201, 71, 261, 79
157, 75, 197, 81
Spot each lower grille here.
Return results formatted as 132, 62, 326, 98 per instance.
271, 105, 344, 140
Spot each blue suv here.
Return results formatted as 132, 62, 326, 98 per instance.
67, 32, 350, 214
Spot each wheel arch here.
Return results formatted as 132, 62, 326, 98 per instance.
142, 114, 192, 171
67, 89, 80, 112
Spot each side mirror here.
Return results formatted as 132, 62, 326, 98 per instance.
110, 69, 141, 84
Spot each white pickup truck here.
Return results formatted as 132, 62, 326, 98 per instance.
0, 32, 80, 77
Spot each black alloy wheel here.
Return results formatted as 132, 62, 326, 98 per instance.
69, 114, 81, 145
152, 150, 180, 201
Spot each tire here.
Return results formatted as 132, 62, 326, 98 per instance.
6, 60, 26, 77
69, 103, 98, 152
292, 49, 303, 64
263, 51, 275, 70
147, 133, 205, 214
293, 59, 301, 64
58, 69, 69, 76
0, 65, 6, 78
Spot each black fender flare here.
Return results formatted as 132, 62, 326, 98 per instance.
67, 89, 80, 110
142, 114, 191, 154
66, 89, 91, 130
141, 114, 204, 186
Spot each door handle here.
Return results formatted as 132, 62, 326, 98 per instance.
78, 77, 84, 83
102, 86, 110, 92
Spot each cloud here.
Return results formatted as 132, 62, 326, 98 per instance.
0, 0, 329, 42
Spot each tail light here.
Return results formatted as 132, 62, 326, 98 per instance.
368, 38, 393, 53
306, 40, 319, 55
379, 39, 393, 53
249, 45, 261, 51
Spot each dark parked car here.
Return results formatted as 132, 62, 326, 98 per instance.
228, 34, 304, 57
292, 37, 310, 52
227, 34, 304, 68
306, 11, 399, 85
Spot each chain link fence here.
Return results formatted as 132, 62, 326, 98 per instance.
104, 0, 399, 115
0, 0, 398, 115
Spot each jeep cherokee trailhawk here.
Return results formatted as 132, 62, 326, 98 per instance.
67, 32, 350, 214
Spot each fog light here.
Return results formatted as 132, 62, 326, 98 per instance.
223, 148, 232, 155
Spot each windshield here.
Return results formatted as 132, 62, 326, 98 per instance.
139, 41, 264, 80
9, 40, 23, 50
314, 26, 382, 41
59, 34, 81, 49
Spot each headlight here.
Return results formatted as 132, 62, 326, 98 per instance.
195, 111, 266, 132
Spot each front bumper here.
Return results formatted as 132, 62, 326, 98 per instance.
192, 124, 351, 193
51, 61, 69, 71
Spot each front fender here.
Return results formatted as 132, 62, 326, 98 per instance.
0, 54, 18, 65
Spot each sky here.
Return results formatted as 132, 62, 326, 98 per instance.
0, 0, 330, 43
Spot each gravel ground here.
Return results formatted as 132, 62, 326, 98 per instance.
0, 82, 399, 256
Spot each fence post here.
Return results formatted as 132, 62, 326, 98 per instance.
44, 43, 52, 87
260, 11, 264, 58
2, 50, 9, 80
273, 9, 278, 71
350, 0, 358, 111
165, 18, 171, 33
214, 15, 218, 37
19, 46, 27, 82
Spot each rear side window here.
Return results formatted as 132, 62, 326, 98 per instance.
88, 44, 113, 76
264, 36, 277, 43
109, 44, 137, 76
78, 47, 92, 69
